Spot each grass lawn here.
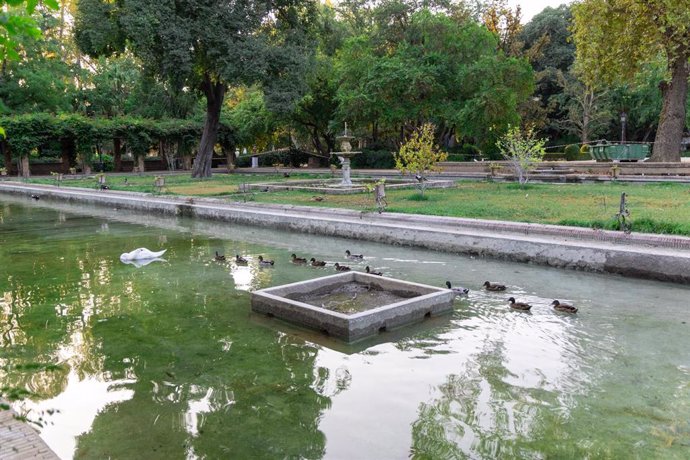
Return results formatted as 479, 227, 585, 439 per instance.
25, 173, 690, 236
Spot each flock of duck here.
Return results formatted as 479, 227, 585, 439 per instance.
214, 248, 578, 314
216, 249, 384, 276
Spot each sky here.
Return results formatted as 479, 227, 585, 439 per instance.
509, 0, 574, 22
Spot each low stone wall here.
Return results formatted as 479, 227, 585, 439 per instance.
1, 183, 689, 284
438, 160, 690, 176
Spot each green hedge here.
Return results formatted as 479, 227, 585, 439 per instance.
235, 149, 313, 168
350, 149, 395, 169
0, 113, 235, 161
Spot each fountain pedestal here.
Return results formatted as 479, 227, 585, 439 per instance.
333, 129, 360, 187
337, 152, 357, 186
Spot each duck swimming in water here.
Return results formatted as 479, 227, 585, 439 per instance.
235, 255, 248, 265
334, 263, 351, 272
291, 254, 307, 264
508, 297, 532, 311
483, 281, 506, 291
258, 256, 274, 266
310, 258, 326, 267
445, 281, 469, 295
215, 251, 226, 262
365, 266, 382, 276
551, 300, 578, 313
345, 250, 364, 260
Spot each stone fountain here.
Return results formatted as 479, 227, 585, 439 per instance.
251, 272, 456, 342
333, 123, 360, 187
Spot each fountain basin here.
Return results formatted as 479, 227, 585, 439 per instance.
251, 272, 455, 342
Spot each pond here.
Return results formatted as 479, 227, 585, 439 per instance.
1, 197, 689, 459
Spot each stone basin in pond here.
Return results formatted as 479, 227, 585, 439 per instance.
250, 272, 455, 342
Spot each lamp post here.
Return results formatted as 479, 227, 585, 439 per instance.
620, 111, 627, 144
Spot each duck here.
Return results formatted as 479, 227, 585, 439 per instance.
120, 248, 167, 261
334, 263, 351, 272
311, 196, 324, 202
345, 250, 364, 260
258, 255, 274, 266
235, 255, 248, 265
365, 266, 382, 276
445, 281, 469, 295
31, 194, 40, 200
552, 300, 578, 313
309, 257, 326, 267
508, 297, 532, 311
291, 253, 307, 264
214, 251, 226, 261
483, 281, 506, 291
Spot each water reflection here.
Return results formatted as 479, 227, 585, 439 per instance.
1, 197, 690, 459
1, 202, 330, 459
120, 257, 167, 268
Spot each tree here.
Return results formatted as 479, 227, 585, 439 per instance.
572, 0, 690, 162
553, 70, 612, 144
394, 123, 447, 196
519, 5, 575, 135
75, 0, 316, 178
0, 11, 78, 115
0, 0, 58, 60
336, 9, 534, 153
496, 126, 546, 184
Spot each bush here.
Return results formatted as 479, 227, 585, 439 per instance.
235, 149, 313, 168
92, 153, 114, 172
445, 144, 482, 161
543, 152, 566, 161
350, 149, 395, 169
564, 144, 580, 161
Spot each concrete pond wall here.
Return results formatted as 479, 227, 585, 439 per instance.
1, 182, 689, 284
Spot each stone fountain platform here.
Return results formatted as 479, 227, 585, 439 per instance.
251, 272, 456, 342
247, 178, 456, 195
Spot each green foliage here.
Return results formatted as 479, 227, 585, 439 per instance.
335, 9, 534, 152
350, 149, 395, 169
520, 5, 574, 73
0, 113, 230, 163
572, 1, 690, 85
542, 152, 566, 161
564, 144, 580, 161
0, 0, 58, 61
496, 126, 546, 184
0, 7, 77, 114
572, 0, 690, 161
235, 149, 311, 168
395, 123, 447, 196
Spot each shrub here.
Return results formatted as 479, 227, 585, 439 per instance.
234, 149, 312, 168
444, 144, 482, 161
350, 149, 395, 169
543, 152, 566, 161
564, 144, 581, 161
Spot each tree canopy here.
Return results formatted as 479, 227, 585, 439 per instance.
572, 0, 690, 161
75, 0, 317, 177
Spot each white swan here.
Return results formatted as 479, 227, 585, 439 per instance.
120, 248, 167, 262
121, 257, 166, 268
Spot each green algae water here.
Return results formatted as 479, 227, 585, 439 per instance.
1, 196, 689, 459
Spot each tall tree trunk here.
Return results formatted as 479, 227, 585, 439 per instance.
192, 76, 226, 178
19, 154, 30, 178
224, 141, 236, 172
60, 138, 75, 173
652, 52, 688, 162
113, 138, 122, 172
